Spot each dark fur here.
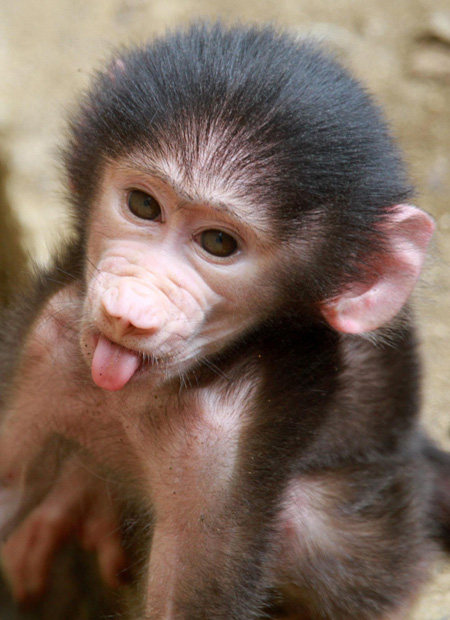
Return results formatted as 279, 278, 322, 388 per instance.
1, 21, 450, 620
66, 22, 411, 300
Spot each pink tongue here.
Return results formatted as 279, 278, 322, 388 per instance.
91, 335, 141, 391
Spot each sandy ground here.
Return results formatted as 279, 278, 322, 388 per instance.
1, 0, 449, 618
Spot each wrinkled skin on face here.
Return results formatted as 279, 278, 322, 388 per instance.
82, 161, 282, 391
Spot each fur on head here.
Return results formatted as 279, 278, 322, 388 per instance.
65, 22, 412, 301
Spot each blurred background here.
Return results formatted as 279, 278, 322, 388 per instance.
1, 1, 449, 617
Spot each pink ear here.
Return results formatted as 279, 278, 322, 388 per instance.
321, 205, 435, 334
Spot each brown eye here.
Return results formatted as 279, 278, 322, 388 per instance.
128, 190, 161, 220
200, 230, 238, 258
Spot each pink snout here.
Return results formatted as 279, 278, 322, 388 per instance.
100, 279, 162, 339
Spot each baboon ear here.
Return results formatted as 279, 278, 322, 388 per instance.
321, 205, 434, 334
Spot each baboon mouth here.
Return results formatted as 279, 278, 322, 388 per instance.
91, 334, 142, 392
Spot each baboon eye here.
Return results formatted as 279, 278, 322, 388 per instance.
128, 190, 161, 220
200, 230, 238, 258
